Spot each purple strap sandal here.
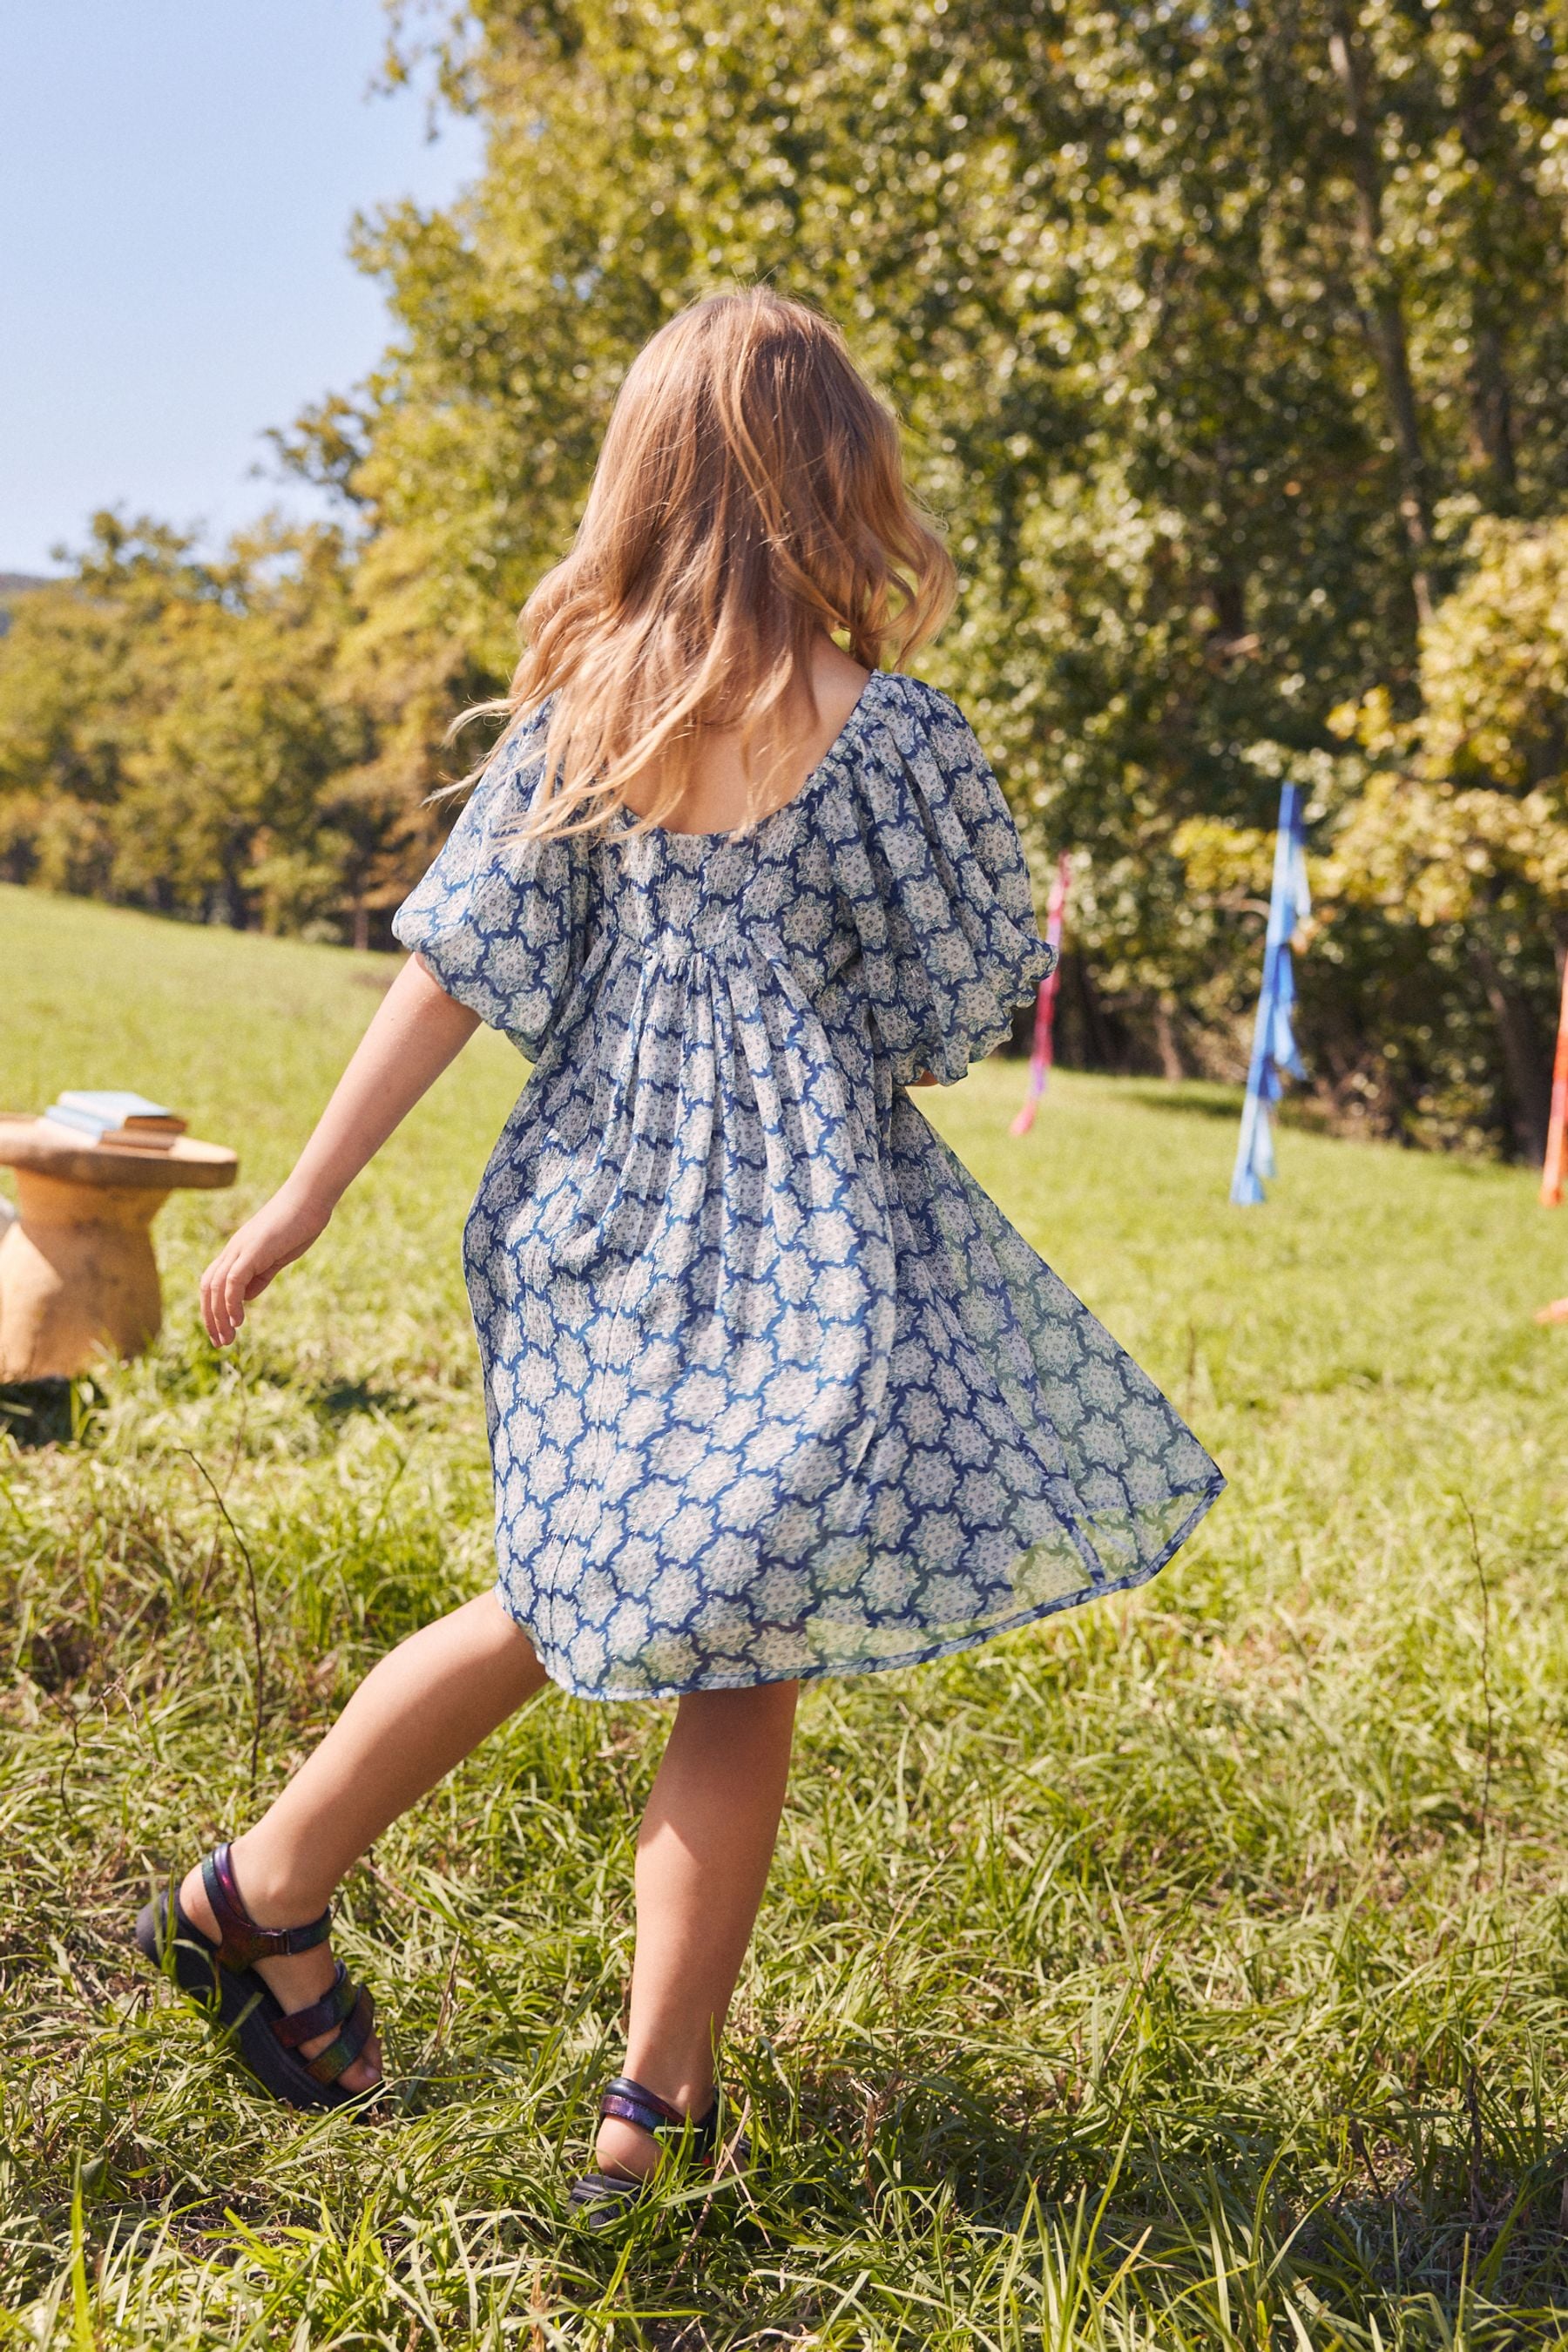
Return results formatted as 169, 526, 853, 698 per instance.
568, 2074, 745, 2227
134, 1844, 377, 2113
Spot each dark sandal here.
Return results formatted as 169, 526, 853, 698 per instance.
568, 2075, 745, 2227
134, 1844, 377, 2114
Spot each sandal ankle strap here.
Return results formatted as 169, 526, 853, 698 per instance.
201, 1845, 332, 1972
598, 2074, 717, 2150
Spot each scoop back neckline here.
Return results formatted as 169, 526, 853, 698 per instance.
612, 667, 892, 848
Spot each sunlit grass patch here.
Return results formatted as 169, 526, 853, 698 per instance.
3, 883, 1567, 2346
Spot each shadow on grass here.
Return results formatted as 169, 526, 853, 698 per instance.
0, 1376, 102, 1447
1115, 1078, 1355, 1141
302, 1376, 423, 1424
1118, 1081, 1244, 1123
826, 2072, 1568, 2330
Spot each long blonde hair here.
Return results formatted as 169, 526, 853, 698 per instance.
468, 288, 956, 837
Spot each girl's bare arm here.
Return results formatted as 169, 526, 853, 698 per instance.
200, 955, 479, 1346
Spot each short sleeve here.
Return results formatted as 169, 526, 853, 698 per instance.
830, 679, 1055, 1085
390, 710, 591, 1059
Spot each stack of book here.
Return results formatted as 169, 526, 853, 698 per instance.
39, 1091, 188, 1152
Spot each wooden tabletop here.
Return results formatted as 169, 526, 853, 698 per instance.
0, 1116, 238, 1191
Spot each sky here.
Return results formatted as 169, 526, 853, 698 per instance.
0, 1, 485, 575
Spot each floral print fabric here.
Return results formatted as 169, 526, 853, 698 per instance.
393, 672, 1223, 1698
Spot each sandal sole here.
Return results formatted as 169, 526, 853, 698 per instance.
568, 2170, 645, 2228
567, 2121, 752, 2228
134, 1889, 375, 2117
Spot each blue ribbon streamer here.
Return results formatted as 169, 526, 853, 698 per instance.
1231, 783, 1311, 1206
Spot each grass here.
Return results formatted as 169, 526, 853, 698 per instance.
2, 877, 1568, 2348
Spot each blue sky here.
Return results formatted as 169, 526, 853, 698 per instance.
0, 1, 483, 573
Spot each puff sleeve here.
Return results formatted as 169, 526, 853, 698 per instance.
828, 679, 1055, 1085
390, 710, 591, 1059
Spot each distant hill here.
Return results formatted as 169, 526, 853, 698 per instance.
0, 572, 53, 637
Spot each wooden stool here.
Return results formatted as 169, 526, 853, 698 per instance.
0, 1118, 237, 1381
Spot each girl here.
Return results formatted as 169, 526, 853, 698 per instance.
137, 290, 1222, 2220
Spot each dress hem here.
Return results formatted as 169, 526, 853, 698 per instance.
496, 1470, 1226, 1703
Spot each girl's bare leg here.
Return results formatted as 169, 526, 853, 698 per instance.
596, 1679, 798, 2181
178, 1590, 548, 2090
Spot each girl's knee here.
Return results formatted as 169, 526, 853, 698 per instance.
675, 1679, 798, 1741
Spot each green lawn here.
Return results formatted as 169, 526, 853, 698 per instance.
3, 880, 1567, 2349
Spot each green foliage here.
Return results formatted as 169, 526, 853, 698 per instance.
342, 0, 1568, 1152
3, 886, 1568, 2343
1179, 499, 1568, 1162
5, 3, 1568, 1147
0, 517, 427, 944
1326, 517, 1568, 1157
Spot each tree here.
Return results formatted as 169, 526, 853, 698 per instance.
1326, 516, 1568, 1156
8, 0, 1568, 1150
0, 516, 422, 939
318, 1, 1564, 1139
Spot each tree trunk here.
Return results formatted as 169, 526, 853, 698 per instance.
1466, 322, 1517, 499
1153, 1002, 1185, 1082
1059, 950, 1119, 1071
1207, 569, 1250, 655
1470, 931, 1551, 1161
1456, 22, 1518, 502
1328, 13, 1436, 626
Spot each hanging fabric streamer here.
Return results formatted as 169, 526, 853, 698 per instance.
1539, 957, 1568, 1208
1230, 783, 1311, 1206
1010, 853, 1073, 1137
1530, 959, 1568, 1318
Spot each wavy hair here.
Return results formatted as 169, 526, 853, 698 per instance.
462, 288, 955, 836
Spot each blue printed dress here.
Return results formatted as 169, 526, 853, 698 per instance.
393, 672, 1223, 1699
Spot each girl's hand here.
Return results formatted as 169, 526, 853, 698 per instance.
197, 954, 481, 1348
200, 1183, 330, 1347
